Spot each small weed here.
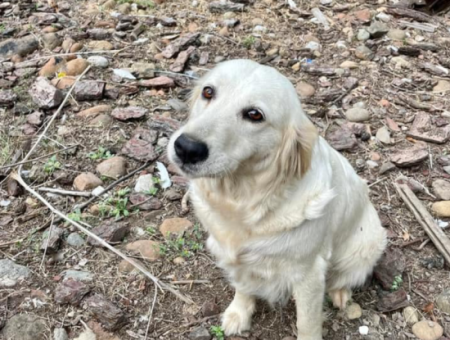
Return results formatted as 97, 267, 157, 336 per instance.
242, 36, 256, 49
0, 24, 5, 33
88, 147, 113, 161
146, 226, 157, 235
44, 155, 61, 174
67, 209, 82, 223
391, 275, 403, 291
99, 187, 131, 219
210, 325, 225, 340
161, 228, 204, 258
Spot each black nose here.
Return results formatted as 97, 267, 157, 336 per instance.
174, 134, 209, 164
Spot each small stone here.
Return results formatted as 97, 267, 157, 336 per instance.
173, 257, 185, 264
432, 179, 450, 200
62, 58, 89, 76
83, 294, 127, 330
29, 77, 63, 109
201, 301, 220, 317
377, 289, 409, 312
2, 314, 46, 340
296, 81, 315, 98
42, 33, 62, 50
7, 178, 22, 197
148, 115, 181, 135
388, 29, 406, 41
96, 156, 127, 179
159, 218, 193, 239
412, 321, 443, 340
70, 42, 84, 53
125, 240, 161, 261
40, 226, 64, 254
373, 248, 406, 290
0, 259, 30, 287
88, 28, 111, 40
403, 306, 419, 325
73, 80, 105, 101
73, 172, 103, 191
63, 270, 94, 282
0, 89, 17, 106
122, 136, 158, 162
357, 29, 370, 41
209, 1, 244, 13
54, 278, 90, 305
354, 9, 371, 23
129, 193, 162, 210
116, 2, 131, 14
91, 114, 113, 126
88, 220, 129, 246
27, 111, 43, 125
188, 326, 211, 340
52, 76, 76, 90
131, 62, 156, 79
432, 202, 450, 217
345, 107, 370, 122
0, 35, 39, 59
367, 21, 389, 38
87, 55, 109, 68
355, 45, 374, 60
111, 106, 148, 121
359, 326, 369, 335
53, 328, 69, 340
139, 76, 175, 88
376, 126, 391, 144
170, 46, 195, 73
433, 80, 450, 93
134, 174, 155, 193
66, 233, 86, 247
327, 127, 358, 151
436, 289, 450, 314
340, 60, 358, 69
77, 104, 111, 118
88, 40, 114, 50
346, 302, 362, 320
38, 56, 66, 77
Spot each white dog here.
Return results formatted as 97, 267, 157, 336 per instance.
167, 59, 387, 340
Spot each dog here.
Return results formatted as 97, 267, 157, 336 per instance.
167, 59, 387, 340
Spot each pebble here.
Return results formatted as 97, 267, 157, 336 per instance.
366, 160, 378, 169
159, 218, 193, 239
188, 326, 211, 340
391, 56, 411, 69
2, 314, 46, 340
42, 33, 62, 50
96, 156, 127, 179
359, 326, 369, 335
63, 58, 89, 76
88, 40, 114, 50
345, 107, 370, 122
296, 81, 315, 98
0, 259, 30, 287
376, 126, 391, 144
403, 306, 419, 325
388, 29, 406, 41
29, 77, 63, 109
66, 233, 86, 247
340, 60, 358, 69
134, 174, 156, 193
431, 201, 450, 217
53, 328, 69, 340
73, 172, 103, 191
433, 80, 450, 93
345, 302, 362, 320
77, 104, 111, 118
62, 270, 94, 282
125, 240, 161, 261
367, 21, 389, 38
357, 29, 370, 41
87, 55, 109, 68
355, 45, 374, 60
412, 320, 443, 340
436, 289, 450, 314
432, 179, 450, 200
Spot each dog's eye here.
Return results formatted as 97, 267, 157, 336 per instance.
243, 108, 264, 122
202, 86, 214, 100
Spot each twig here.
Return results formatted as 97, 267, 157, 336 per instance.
38, 187, 92, 197
0, 145, 78, 170
209, 32, 240, 46
171, 280, 210, 285
400, 237, 425, 248
368, 177, 387, 188
0, 240, 23, 248
144, 287, 158, 340
27, 49, 128, 62
156, 70, 199, 80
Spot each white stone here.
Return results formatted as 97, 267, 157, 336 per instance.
87, 56, 109, 68
134, 174, 155, 193
359, 326, 369, 335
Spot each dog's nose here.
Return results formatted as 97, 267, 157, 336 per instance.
174, 134, 209, 164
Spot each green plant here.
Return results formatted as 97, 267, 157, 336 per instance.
242, 36, 256, 49
44, 155, 61, 174
391, 275, 403, 291
0, 24, 5, 33
67, 209, 82, 223
88, 147, 113, 160
210, 325, 225, 340
99, 187, 131, 219
146, 226, 156, 235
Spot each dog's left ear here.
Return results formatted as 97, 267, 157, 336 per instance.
277, 117, 318, 179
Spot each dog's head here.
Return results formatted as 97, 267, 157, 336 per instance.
168, 59, 318, 180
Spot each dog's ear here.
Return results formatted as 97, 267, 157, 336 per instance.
277, 118, 318, 179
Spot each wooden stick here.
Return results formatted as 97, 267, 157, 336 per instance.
394, 180, 450, 264
38, 187, 92, 197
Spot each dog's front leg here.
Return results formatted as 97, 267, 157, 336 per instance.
222, 290, 256, 336
293, 261, 326, 340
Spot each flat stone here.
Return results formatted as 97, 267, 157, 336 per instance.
124, 240, 161, 261
412, 321, 443, 340
0, 89, 17, 106
129, 193, 162, 211
432, 179, 450, 200
354, 9, 371, 23
77, 104, 111, 118
147, 115, 181, 136
73, 172, 103, 191
2, 314, 46, 340
326, 127, 358, 151
62, 270, 94, 283
340, 60, 359, 69
73, 80, 105, 101
390, 143, 428, 167
88, 40, 114, 50
345, 302, 362, 320
54, 278, 90, 305
111, 106, 148, 121
83, 294, 127, 330
373, 248, 406, 290
188, 326, 211, 340
209, 1, 244, 13
407, 112, 449, 144
345, 107, 370, 122
376, 126, 391, 144
66, 232, 86, 247
121, 129, 158, 161
403, 306, 419, 325
377, 289, 409, 312
139, 76, 175, 88
161, 33, 200, 59
29, 77, 63, 109
0, 259, 30, 287
88, 220, 129, 246
0, 35, 39, 58
431, 201, 450, 217
170, 46, 196, 73
96, 156, 127, 179
159, 218, 193, 239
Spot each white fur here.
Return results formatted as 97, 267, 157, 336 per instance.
167, 60, 387, 339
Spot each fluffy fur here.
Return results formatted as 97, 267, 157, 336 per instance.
167, 59, 387, 340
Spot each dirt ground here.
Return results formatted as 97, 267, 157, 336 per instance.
1, 0, 450, 339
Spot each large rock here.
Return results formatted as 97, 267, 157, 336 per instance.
412, 321, 443, 340
54, 278, 90, 305
1, 314, 46, 340
29, 77, 63, 109
96, 156, 127, 179
73, 172, 103, 191
159, 218, 193, 239
0, 35, 39, 58
83, 294, 127, 330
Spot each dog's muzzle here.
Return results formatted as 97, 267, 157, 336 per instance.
174, 134, 209, 165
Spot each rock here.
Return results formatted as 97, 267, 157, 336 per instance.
2, 314, 46, 340
52, 76, 76, 90
376, 126, 391, 144
432, 180, 450, 200
125, 240, 161, 261
327, 127, 358, 151
0, 259, 30, 287
436, 289, 450, 314
359, 326, 369, 336
77, 104, 111, 118
83, 294, 127, 330
201, 301, 220, 317
209, 1, 244, 13
161, 33, 200, 59
340, 60, 358, 69
357, 29, 370, 41
96, 156, 127, 179
134, 174, 155, 193
433, 80, 450, 93
412, 321, 443, 340
111, 106, 148, 121
62, 270, 94, 282
148, 115, 181, 135
129, 194, 162, 210
346, 303, 362, 320
388, 29, 406, 41
27, 111, 43, 125
88, 220, 129, 246
38, 56, 66, 77
42, 33, 62, 50
54, 278, 90, 305
390, 143, 428, 167
66, 233, 86, 247
73, 80, 105, 101
431, 201, 450, 217
29, 77, 63, 109
373, 248, 406, 290
296, 81, 315, 98
407, 113, 448, 144
139, 76, 175, 88
354, 9, 372, 23
88, 40, 114, 50
88, 28, 111, 40
131, 62, 156, 79
62, 58, 89, 76
377, 289, 409, 312
0, 35, 39, 59
91, 114, 113, 126
7, 178, 22, 197
0, 89, 17, 106
40, 226, 64, 254
164, 188, 182, 201
122, 129, 158, 161
159, 218, 193, 239
403, 306, 419, 325
170, 46, 196, 73
70, 42, 84, 53
73, 172, 103, 191
53, 328, 69, 340
355, 45, 374, 60
367, 21, 389, 38
188, 326, 211, 340
345, 107, 370, 122
87, 56, 109, 68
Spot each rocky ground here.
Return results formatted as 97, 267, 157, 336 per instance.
1, 0, 450, 339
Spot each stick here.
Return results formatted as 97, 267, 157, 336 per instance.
394, 180, 450, 265
38, 187, 91, 197
27, 49, 128, 62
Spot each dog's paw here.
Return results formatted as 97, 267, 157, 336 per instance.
222, 305, 252, 336
328, 288, 351, 310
